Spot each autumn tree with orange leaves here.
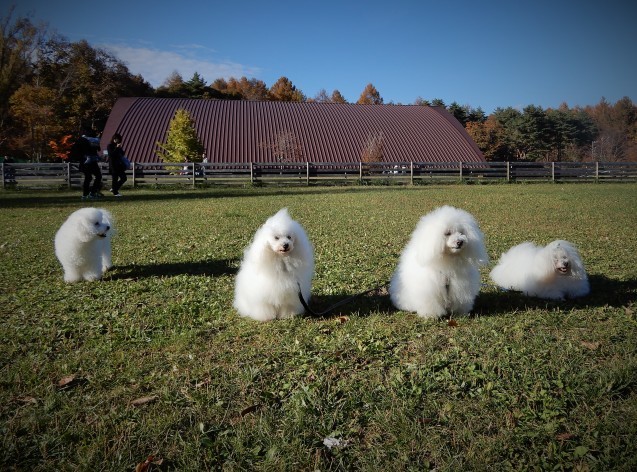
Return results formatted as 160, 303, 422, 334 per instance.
49, 134, 74, 160
269, 77, 305, 102
356, 83, 383, 105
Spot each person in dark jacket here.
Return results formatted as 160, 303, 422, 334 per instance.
70, 130, 103, 199
107, 133, 128, 196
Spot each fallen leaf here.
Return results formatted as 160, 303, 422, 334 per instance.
131, 395, 158, 407
447, 319, 459, 327
338, 316, 349, 324
56, 375, 77, 389
580, 341, 600, 350
135, 457, 152, 472
17, 396, 37, 405
194, 378, 211, 388
135, 455, 163, 472
556, 432, 576, 441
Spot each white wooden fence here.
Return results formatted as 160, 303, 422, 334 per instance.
2, 161, 637, 189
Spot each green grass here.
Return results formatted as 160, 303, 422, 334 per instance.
1, 184, 636, 471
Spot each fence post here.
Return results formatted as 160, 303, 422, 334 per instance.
459, 161, 463, 180
306, 162, 310, 186
132, 162, 136, 188
595, 161, 599, 182
506, 161, 511, 182
1, 163, 4, 190
410, 161, 414, 185
67, 162, 71, 189
551, 162, 555, 182
250, 162, 254, 184
359, 162, 363, 182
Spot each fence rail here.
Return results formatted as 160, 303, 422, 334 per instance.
2, 161, 637, 189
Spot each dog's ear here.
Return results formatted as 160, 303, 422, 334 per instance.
76, 214, 97, 242
564, 242, 588, 279
100, 209, 114, 229
465, 224, 488, 265
414, 227, 443, 264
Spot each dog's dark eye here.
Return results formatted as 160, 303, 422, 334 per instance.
444, 230, 452, 236
286, 235, 291, 240
274, 236, 279, 240
94, 222, 100, 226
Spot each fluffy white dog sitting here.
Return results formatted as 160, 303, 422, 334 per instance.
234, 208, 314, 321
390, 205, 488, 319
54, 207, 114, 282
490, 240, 589, 300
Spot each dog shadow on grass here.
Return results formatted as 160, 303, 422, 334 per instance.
110, 258, 238, 280
473, 274, 637, 317
301, 286, 394, 319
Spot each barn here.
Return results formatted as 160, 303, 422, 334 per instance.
101, 98, 485, 164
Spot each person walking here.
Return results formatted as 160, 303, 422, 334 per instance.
107, 133, 128, 196
69, 129, 103, 199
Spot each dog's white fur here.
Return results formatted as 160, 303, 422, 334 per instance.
234, 208, 314, 321
389, 205, 488, 319
54, 207, 114, 282
490, 240, 589, 299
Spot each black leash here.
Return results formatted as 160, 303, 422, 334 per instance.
297, 282, 388, 317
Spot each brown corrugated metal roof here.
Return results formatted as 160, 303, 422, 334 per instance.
101, 98, 485, 164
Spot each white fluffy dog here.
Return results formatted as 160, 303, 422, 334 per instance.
389, 206, 488, 319
233, 208, 314, 321
490, 240, 589, 299
54, 207, 114, 282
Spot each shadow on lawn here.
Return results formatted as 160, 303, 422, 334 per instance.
110, 258, 238, 279
0, 185, 411, 208
303, 273, 637, 320
474, 274, 637, 316
301, 285, 393, 319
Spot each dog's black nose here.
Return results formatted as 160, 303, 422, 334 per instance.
282, 242, 289, 250
455, 240, 464, 248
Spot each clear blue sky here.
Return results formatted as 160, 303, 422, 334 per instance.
12, 0, 637, 113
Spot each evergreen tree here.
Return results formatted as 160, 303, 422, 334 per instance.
185, 72, 206, 98
448, 102, 468, 126
467, 107, 487, 123
155, 108, 205, 163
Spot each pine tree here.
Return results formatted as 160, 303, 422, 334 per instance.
155, 108, 205, 163
185, 72, 206, 98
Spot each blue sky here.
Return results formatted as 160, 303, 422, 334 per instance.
12, 0, 637, 113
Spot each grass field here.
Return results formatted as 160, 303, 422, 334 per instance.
1, 183, 636, 471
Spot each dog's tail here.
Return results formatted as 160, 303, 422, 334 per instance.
297, 282, 388, 317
